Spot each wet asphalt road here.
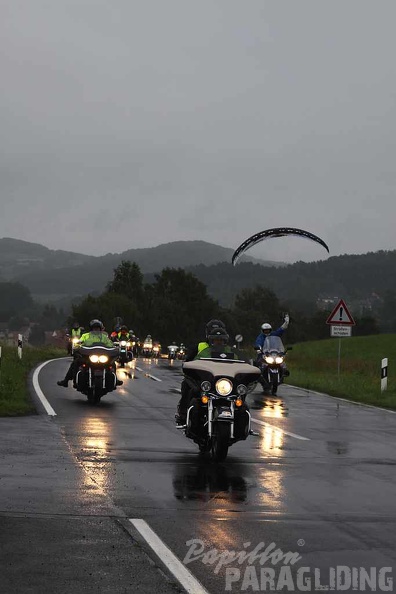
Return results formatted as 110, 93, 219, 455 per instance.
2, 356, 396, 593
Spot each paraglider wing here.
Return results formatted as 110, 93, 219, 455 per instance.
232, 227, 329, 265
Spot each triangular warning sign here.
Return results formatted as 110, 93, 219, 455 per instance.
326, 299, 355, 326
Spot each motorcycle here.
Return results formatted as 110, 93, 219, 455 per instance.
168, 345, 178, 360
180, 342, 261, 462
67, 335, 81, 356
74, 345, 120, 404
152, 343, 161, 359
257, 335, 290, 395
142, 342, 153, 358
114, 339, 133, 368
177, 346, 186, 361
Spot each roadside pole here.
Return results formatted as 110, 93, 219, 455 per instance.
381, 358, 388, 393
326, 299, 356, 376
17, 334, 23, 359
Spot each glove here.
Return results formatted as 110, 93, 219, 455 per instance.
281, 314, 289, 330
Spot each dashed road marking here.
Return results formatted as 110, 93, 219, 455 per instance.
251, 417, 310, 441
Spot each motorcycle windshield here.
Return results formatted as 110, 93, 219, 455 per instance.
262, 336, 285, 353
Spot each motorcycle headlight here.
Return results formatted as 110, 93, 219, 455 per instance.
127, 342, 131, 347
201, 380, 211, 392
72, 337, 79, 344
215, 378, 233, 396
237, 384, 247, 396
89, 355, 99, 363
265, 356, 275, 364
99, 355, 109, 363
120, 341, 127, 347
275, 356, 284, 364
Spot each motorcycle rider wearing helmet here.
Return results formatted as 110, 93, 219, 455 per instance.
254, 314, 290, 378
175, 319, 227, 425
57, 319, 122, 387
254, 314, 290, 350
117, 325, 130, 341
70, 321, 84, 338
194, 327, 234, 359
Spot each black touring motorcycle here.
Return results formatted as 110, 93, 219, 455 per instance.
75, 345, 120, 404
180, 343, 261, 462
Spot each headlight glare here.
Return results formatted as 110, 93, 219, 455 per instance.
89, 355, 99, 363
120, 341, 127, 347
265, 356, 275, 364
99, 355, 109, 363
215, 378, 233, 396
275, 356, 284, 364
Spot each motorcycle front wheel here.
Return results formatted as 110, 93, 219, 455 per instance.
87, 387, 102, 405
211, 423, 230, 462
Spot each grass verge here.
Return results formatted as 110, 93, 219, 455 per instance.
286, 334, 396, 410
0, 345, 65, 416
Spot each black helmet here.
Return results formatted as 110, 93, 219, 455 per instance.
205, 319, 226, 338
207, 327, 229, 346
89, 319, 103, 330
120, 325, 128, 332
72, 322, 80, 329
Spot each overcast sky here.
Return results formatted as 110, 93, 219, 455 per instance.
1, 0, 396, 263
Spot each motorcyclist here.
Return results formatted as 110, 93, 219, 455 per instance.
129, 329, 138, 356
194, 328, 235, 359
178, 327, 249, 432
66, 321, 84, 354
167, 341, 179, 357
110, 325, 121, 342
254, 314, 290, 378
57, 319, 122, 387
117, 325, 130, 341
70, 322, 84, 338
175, 319, 227, 425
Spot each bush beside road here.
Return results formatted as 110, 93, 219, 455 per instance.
0, 345, 65, 416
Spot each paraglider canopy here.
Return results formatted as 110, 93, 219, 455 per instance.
232, 227, 329, 266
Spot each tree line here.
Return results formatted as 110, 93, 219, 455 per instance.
69, 261, 380, 347
0, 261, 383, 347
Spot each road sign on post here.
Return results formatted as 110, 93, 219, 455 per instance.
326, 299, 356, 326
326, 299, 355, 377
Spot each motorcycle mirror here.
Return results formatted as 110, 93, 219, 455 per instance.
235, 334, 243, 343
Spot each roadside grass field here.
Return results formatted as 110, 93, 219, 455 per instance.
0, 345, 65, 416
286, 334, 396, 409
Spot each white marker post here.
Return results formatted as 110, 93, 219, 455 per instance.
17, 334, 23, 359
381, 358, 388, 393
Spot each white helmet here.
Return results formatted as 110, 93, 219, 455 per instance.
261, 323, 272, 333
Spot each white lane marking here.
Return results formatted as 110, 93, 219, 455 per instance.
251, 417, 310, 441
147, 374, 162, 382
134, 365, 162, 382
32, 359, 58, 416
285, 384, 396, 414
129, 519, 209, 594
